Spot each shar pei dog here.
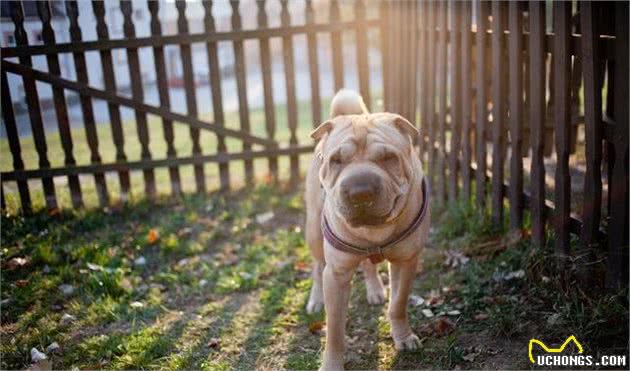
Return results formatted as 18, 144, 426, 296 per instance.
305, 89, 430, 370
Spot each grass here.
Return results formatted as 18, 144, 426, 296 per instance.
2, 183, 627, 370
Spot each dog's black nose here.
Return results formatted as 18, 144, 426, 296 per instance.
341, 172, 381, 207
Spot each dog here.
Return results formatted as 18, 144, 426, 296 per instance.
305, 89, 431, 370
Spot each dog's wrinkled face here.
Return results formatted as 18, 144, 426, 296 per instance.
313, 113, 418, 227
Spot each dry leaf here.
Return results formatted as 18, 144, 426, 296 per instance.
432, 317, 456, 336
5, 257, 30, 271
294, 261, 309, 272
308, 321, 325, 334
474, 312, 489, 320
16, 279, 29, 288
147, 229, 160, 245
207, 337, 220, 349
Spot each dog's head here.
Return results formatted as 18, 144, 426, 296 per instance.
311, 113, 419, 227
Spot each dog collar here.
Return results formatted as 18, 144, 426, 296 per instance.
321, 177, 429, 264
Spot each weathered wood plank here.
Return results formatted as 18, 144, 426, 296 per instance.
10, 1, 57, 210
148, 0, 181, 195
37, 1, 82, 208
92, 1, 131, 202
579, 1, 603, 247
491, 1, 507, 225
230, 0, 254, 185
508, 1, 524, 230
121, 1, 156, 198
460, 1, 472, 201
475, 0, 489, 209
330, 0, 344, 92
204, 1, 230, 191
355, 0, 371, 110
1, 70, 31, 214
66, 0, 109, 207
436, 1, 448, 204
379, 1, 390, 109
426, 1, 437, 193
176, 0, 205, 193
280, 0, 299, 185
448, 1, 462, 204
528, 0, 546, 247
257, 0, 278, 182
306, 0, 322, 126
553, 1, 572, 255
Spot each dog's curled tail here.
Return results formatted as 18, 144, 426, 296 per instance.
330, 89, 369, 118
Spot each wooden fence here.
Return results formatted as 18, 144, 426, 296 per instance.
383, 1, 627, 289
1, 1, 628, 288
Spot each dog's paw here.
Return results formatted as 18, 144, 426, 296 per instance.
366, 284, 386, 305
393, 333, 422, 351
306, 296, 324, 314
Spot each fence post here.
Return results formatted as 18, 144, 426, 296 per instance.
67, 1, 109, 207
204, 1, 230, 191
552, 1, 572, 256
475, 0, 489, 210
175, 0, 206, 194
230, 0, 254, 186
92, 1, 131, 203
121, 1, 156, 198
448, 1, 462, 204
436, 1, 447, 205
508, 1, 524, 231
10, 1, 57, 211
491, 1, 507, 226
257, 0, 279, 183
528, 0, 547, 247
579, 1, 603, 247
280, 0, 300, 186
37, 1, 83, 209
460, 1, 472, 203
1, 70, 31, 214
148, 1, 182, 196
330, 0, 344, 92
355, 0, 371, 111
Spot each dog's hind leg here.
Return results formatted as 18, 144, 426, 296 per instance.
362, 259, 386, 305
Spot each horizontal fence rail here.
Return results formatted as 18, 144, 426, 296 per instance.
1, 1, 628, 289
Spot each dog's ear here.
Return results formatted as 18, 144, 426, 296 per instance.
392, 115, 419, 142
310, 120, 334, 141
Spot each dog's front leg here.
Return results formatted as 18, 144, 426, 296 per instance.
321, 249, 360, 371
388, 254, 421, 351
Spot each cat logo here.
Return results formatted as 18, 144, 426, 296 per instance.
528, 335, 584, 363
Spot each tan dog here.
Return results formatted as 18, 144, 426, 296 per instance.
305, 90, 430, 370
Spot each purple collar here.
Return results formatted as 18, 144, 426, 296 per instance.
321, 178, 429, 264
